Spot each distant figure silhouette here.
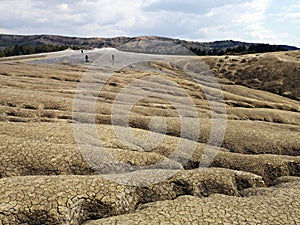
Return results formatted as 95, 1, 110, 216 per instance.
112, 54, 115, 64
81, 49, 84, 54
85, 54, 89, 62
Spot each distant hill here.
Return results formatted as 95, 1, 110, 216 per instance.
0, 34, 298, 56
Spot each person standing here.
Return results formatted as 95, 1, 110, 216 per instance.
85, 54, 89, 62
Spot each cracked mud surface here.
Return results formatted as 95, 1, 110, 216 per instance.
84, 177, 300, 225
0, 49, 299, 224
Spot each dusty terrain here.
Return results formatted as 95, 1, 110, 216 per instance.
0, 49, 299, 224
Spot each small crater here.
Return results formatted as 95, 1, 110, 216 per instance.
109, 82, 118, 87
24, 104, 38, 110
0, 72, 11, 76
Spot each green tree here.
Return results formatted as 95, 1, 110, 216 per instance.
13, 44, 24, 55
4, 46, 13, 57
0, 49, 5, 57
23, 45, 34, 54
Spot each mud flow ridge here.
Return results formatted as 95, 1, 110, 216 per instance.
0, 49, 299, 224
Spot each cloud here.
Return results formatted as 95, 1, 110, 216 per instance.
278, 3, 300, 26
0, 0, 298, 46
235, 0, 272, 24
244, 24, 277, 41
172, 0, 275, 42
232, 0, 276, 42
57, 3, 69, 11
143, 0, 245, 14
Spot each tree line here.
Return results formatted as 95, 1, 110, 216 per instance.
190, 44, 288, 56
0, 43, 289, 58
0, 44, 71, 57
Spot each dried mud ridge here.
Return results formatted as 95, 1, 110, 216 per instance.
0, 49, 300, 224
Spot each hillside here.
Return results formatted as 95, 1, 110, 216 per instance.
0, 34, 298, 55
203, 51, 300, 101
0, 48, 299, 224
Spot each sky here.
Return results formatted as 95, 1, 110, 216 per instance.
0, 0, 299, 46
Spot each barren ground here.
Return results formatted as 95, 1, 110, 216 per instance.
0, 49, 299, 225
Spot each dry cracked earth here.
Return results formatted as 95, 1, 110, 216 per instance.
0, 48, 300, 225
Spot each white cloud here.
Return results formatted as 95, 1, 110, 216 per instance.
0, 0, 298, 46
58, 3, 69, 11
0, 28, 14, 34
278, 3, 300, 25
244, 24, 277, 41
181, 0, 275, 43
143, 0, 245, 14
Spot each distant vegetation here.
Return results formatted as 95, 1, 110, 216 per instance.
189, 44, 288, 56
0, 44, 71, 57
0, 34, 297, 57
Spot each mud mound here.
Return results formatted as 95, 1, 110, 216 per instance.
0, 169, 264, 225
0, 49, 299, 224
85, 178, 300, 225
203, 51, 300, 100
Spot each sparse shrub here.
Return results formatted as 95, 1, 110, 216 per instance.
0, 44, 70, 57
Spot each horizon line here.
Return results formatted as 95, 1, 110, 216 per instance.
0, 33, 299, 48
